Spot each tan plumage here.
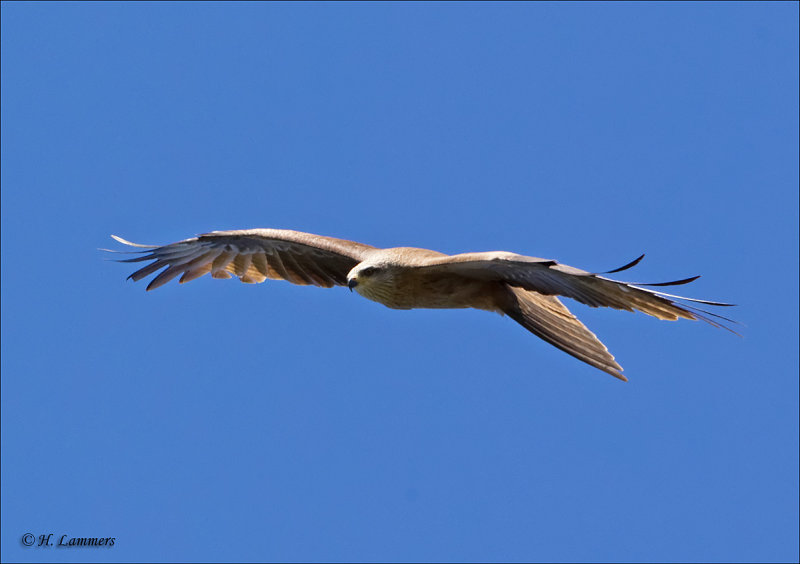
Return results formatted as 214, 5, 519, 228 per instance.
107, 228, 736, 381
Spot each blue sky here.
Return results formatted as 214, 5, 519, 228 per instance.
1, 2, 798, 562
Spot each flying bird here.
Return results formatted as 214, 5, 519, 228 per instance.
107, 229, 736, 381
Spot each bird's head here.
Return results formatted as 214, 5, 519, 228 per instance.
347, 261, 393, 296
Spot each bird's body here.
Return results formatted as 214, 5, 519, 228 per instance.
108, 228, 735, 381
348, 248, 503, 312
359, 269, 508, 312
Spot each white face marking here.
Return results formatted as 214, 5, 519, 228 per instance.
347, 262, 396, 301
349, 261, 384, 281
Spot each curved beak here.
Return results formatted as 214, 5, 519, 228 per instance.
347, 278, 358, 292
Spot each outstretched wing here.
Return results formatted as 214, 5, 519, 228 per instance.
418, 251, 737, 331
504, 287, 627, 381
108, 229, 376, 291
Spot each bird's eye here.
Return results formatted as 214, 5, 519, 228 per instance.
361, 267, 377, 277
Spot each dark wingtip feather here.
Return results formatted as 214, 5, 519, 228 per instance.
114, 255, 158, 263
682, 304, 743, 336
640, 275, 701, 287
603, 253, 645, 274
145, 277, 160, 292
127, 261, 168, 283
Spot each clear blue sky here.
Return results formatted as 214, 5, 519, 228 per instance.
2, 2, 798, 562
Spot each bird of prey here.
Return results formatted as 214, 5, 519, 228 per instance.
107, 229, 735, 381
